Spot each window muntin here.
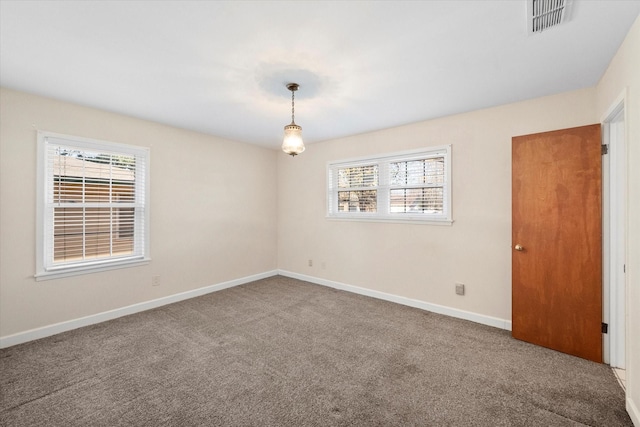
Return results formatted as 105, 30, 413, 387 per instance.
37, 132, 149, 279
327, 146, 451, 223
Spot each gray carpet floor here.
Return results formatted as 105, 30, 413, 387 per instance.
0, 275, 632, 426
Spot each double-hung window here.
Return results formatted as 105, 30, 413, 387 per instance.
36, 132, 150, 279
327, 145, 452, 223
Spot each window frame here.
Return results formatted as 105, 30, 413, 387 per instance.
35, 131, 150, 280
327, 145, 452, 224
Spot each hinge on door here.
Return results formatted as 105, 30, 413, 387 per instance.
602, 144, 609, 155
602, 323, 608, 334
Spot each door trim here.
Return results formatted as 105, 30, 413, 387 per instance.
601, 90, 627, 368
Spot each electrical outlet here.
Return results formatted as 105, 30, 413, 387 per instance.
455, 283, 465, 296
152, 276, 161, 286
308, 259, 313, 267
321, 261, 326, 270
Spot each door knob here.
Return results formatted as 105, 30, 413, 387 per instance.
514, 244, 524, 251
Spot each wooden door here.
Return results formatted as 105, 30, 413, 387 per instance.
512, 124, 602, 363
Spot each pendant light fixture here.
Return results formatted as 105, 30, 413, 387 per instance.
282, 83, 305, 156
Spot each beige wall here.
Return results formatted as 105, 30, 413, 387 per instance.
0, 88, 278, 338
278, 87, 597, 324
596, 15, 640, 424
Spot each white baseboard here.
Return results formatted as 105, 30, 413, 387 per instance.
629, 396, 640, 427
279, 270, 512, 331
0, 270, 278, 349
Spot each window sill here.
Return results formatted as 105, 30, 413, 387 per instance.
35, 257, 151, 281
326, 216, 453, 226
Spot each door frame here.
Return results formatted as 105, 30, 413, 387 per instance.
602, 90, 627, 368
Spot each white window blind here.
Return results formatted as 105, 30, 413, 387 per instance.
327, 146, 452, 223
37, 132, 150, 279
337, 164, 379, 213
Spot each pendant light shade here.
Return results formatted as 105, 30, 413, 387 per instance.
282, 123, 304, 155
282, 83, 305, 156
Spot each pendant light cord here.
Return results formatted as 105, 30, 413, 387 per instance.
291, 89, 295, 124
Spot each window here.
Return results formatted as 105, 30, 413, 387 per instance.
36, 132, 150, 279
327, 146, 452, 223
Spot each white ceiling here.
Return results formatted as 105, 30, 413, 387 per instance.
1, 1, 639, 149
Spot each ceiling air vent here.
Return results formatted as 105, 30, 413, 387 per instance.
527, 0, 572, 34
